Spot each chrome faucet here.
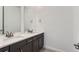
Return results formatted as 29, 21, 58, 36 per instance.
27, 29, 33, 33
74, 43, 79, 49
5, 31, 14, 38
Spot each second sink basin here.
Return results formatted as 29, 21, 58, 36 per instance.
12, 36, 24, 38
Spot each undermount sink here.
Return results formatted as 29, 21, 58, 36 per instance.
0, 32, 34, 41
12, 36, 24, 38
2, 36, 24, 41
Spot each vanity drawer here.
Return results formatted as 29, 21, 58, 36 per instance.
20, 41, 32, 52
10, 39, 26, 52
33, 33, 44, 40
26, 38, 33, 43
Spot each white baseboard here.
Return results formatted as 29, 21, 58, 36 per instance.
44, 46, 65, 52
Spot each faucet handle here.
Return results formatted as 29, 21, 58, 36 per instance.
10, 32, 14, 37
5, 31, 9, 37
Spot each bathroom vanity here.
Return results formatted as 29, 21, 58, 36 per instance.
0, 6, 44, 52
0, 32, 44, 52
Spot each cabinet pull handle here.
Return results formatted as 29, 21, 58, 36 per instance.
19, 48, 23, 52
21, 49, 23, 52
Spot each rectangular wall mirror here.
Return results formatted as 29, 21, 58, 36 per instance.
0, 6, 4, 34
0, 6, 35, 35
0, 6, 24, 34
4, 6, 21, 33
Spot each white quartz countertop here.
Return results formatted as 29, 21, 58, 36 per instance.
0, 31, 44, 49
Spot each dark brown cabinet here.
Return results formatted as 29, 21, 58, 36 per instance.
32, 33, 44, 52
10, 39, 27, 52
32, 39, 39, 52
38, 37, 44, 49
21, 42, 32, 52
0, 33, 44, 52
10, 40, 33, 52
0, 46, 9, 52
10, 39, 33, 52
20, 39, 33, 52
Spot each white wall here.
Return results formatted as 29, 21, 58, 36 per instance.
2, 6, 79, 52
25, 7, 43, 32
4, 6, 21, 32
25, 6, 74, 52
73, 7, 79, 52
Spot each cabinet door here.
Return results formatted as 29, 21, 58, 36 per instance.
20, 42, 32, 52
10, 40, 26, 52
38, 37, 44, 50
10, 44, 21, 52
32, 39, 39, 52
